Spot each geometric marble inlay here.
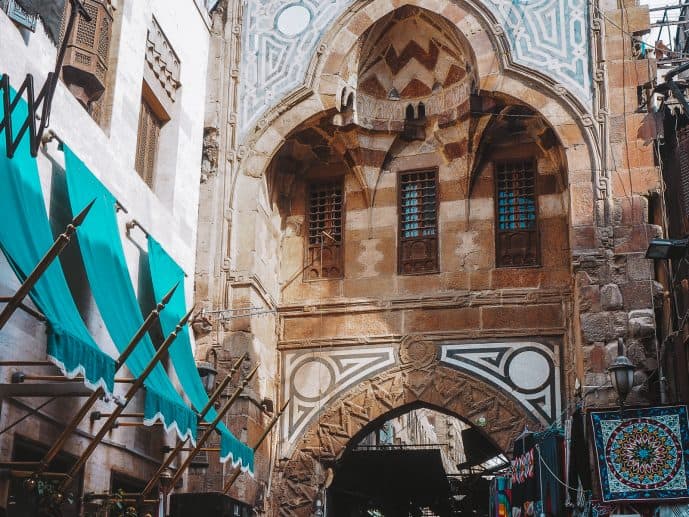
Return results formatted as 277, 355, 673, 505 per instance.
239, 0, 592, 138
281, 346, 395, 453
440, 340, 561, 425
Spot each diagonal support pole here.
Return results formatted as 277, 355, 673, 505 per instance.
164, 363, 260, 491
55, 307, 194, 495
28, 283, 179, 478
0, 199, 95, 330
140, 353, 248, 497
222, 398, 290, 494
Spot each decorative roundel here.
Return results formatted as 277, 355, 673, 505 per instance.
276, 4, 311, 37
292, 358, 335, 402
605, 418, 683, 490
507, 349, 550, 391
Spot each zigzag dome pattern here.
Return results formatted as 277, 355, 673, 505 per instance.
239, 0, 592, 138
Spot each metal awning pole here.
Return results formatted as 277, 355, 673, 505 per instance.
27, 284, 179, 477
140, 353, 247, 497
0, 200, 95, 330
164, 364, 260, 492
55, 308, 194, 495
222, 398, 290, 494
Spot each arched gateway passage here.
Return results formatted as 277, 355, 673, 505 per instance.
272, 339, 540, 515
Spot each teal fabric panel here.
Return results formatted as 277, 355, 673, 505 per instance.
147, 237, 254, 474
0, 85, 115, 394
62, 146, 196, 443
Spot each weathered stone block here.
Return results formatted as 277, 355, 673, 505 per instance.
601, 283, 623, 310
581, 312, 611, 343
628, 309, 655, 338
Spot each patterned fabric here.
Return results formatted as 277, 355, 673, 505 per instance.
591, 406, 689, 502
489, 476, 512, 517
511, 433, 540, 516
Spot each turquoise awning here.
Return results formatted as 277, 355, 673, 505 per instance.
0, 86, 116, 394
62, 146, 197, 443
147, 237, 254, 474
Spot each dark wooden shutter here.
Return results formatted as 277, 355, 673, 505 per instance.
134, 98, 162, 188
398, 169, 439, 274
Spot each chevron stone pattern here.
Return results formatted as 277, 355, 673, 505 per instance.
238, 0, 592, 137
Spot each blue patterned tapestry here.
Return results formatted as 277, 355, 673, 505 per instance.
591, 406, 689, 503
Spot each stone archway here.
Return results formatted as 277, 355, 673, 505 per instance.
271, 338, 539, 515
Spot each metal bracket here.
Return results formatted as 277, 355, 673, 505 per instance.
0, 0, 90, 158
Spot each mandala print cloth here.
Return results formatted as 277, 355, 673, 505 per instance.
590, 405, 689, 502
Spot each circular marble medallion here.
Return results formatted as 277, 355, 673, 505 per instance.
507, 349, 550, 391
276, 5, 311, 37
292, 358, 334, 401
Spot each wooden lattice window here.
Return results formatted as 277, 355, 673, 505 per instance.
134, 94, 163, 188
398, 169, 438, 274
306, 181, 344, 280
678, 127, 689, 230
495, 160, 539, 267
60, 0, 114, 119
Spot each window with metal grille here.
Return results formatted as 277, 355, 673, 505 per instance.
306, 181, 343, 280
495, 160, 539, 267
134, 96, 162, 188
398, 170, 438, 274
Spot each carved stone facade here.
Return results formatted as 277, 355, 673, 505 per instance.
196, 0, 656, 512
272, 341, 536, 515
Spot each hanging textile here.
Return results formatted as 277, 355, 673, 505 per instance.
147, 236, 254, 474
536, 429, 566, 516
489, 476, 512, 517
0, 85, 115, 394
511, 432, 540, 516
591, 406, 689, 503
62, 146, 196, 442
569, 408, 593, 503
657, 504, 689, 516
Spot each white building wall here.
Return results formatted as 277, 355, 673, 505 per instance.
0, 0, 211, 506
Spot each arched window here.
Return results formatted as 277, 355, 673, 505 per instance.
417, 102, 426, 119
405, 104, 415, 121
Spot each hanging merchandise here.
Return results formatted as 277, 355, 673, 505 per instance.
511, 432, 539, 516
511, 429, 567, 517
590, 500, 616, 517
591, 406, 689, 503
489, 476, 512, 517
569, 408, 593, 503
536, 430, 567, 516
656, 504, 689, 516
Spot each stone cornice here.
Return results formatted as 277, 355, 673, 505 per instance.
277, 287, 571, 317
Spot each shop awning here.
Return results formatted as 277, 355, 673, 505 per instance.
0, 86, 116, 394
147, 237, 254, 474
63, 146, 197, 443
